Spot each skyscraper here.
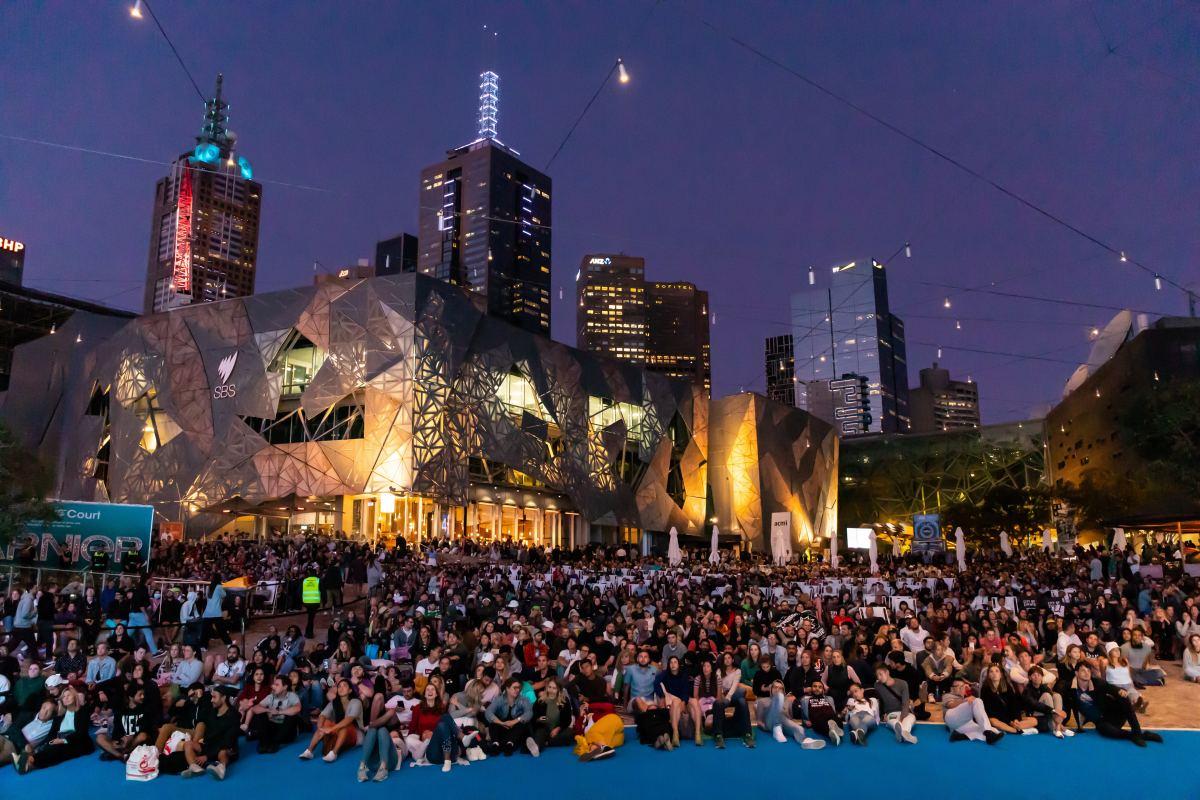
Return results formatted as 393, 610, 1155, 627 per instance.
908, 362, 980, 432
647, 281, 711, 392
764, 334, 796, 406
375, 233, 418, 276
789, 258, 909, 434
576, 256, 710, 392
417, 72, 552, 335
576, 254, 647, 363
142, 74, 262, 314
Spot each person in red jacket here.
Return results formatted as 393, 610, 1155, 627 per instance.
405, 684, 471, 773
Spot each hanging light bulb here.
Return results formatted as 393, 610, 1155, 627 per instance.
807, 267, 815, 286
1154, 274, 1162, 291
1090, 327, 1099, 337
955, 320, 961, 330
75, 333, 83, 343
50, 323, 56, 334
130, 0, 143, 19
943, 297, 951, 309
558, 287, 563, 300
904, 242, 912, 258
1119, 251, 1127, 263
936, 346, 942, 359
617, 58, 630, 85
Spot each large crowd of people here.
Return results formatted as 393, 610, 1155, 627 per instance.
1, 533, 1196, 781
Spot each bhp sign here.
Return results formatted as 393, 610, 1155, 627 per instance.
0, 238, 25, 253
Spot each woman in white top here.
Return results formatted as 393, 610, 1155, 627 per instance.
843, 683, 878, 745
1104, 646, 1144, 710
713, 651, 753, 748
1183, 634, 1200, 683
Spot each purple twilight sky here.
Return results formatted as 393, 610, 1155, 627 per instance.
2, 1, 1197, 422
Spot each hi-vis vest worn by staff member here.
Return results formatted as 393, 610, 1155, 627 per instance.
302, 576, 321, 605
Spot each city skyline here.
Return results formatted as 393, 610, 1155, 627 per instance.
2, 2, 1197, 423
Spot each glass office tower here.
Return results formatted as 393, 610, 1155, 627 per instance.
790, 258, 909, 435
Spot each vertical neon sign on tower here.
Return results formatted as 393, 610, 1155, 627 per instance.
172, 165, 193, 294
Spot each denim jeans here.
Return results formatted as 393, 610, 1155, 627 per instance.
127, 612, 155, 652
360, 726, 398, 770
848, 711, 877, 737
712, 688, 749, 737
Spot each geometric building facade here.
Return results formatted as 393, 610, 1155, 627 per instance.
708, 393, 838, 552
3, 274, 836, 553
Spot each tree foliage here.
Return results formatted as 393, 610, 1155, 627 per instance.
0, 421, 58, 549
1118, 379, 1200, 498
941, 483, 1051, 546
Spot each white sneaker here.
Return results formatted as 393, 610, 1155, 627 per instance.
298, 749, 313, 760
207, 762, 226, 781
1062, 728, 1075, 737
456, 756, 470, 766
1021, 728, 1038, 736
772, 725, 787, 743
894, 724, 904, 743
322, 750, 338, 761
828, 723, 843, 747
801, 737, 826, 750
525, 736, 540, 757
441, 759, 452, 773
901, 730, 918, 745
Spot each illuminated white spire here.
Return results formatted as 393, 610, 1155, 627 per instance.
478, 71, 499, 139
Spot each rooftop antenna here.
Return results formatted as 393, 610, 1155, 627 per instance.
478, 71, 499, 140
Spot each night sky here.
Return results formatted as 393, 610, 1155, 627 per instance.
2, 1, 1197, 422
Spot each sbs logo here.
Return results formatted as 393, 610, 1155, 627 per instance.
212, 351, 239, 399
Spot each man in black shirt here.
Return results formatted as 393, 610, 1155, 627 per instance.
96, 686, 153, 760
181, 686, 239, 780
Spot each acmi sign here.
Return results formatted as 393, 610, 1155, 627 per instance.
0, 238, 25, 253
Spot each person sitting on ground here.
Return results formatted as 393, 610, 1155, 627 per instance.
12, 686, 93, 773
1021, 666, 1071, 738
1, 699, 57, 773
299, 678, 363, 762
211, 644, 246, 689
941, 678, 1003, 744
873, 664, 918, 744
531, 679, 575, 751
573, 698, 622, 762
1121, 629, 1166, 687
179, 686, 240, 780
1070, 662, 1162, 747
1105, 646, 1146, 712
653, 655, 693, 748
484, 677, 538, 757
236, 666, 271, 732
713, 651, 753, 749
406, 682, 470, 772
622, 649, 660, 713
843, 683, 879, 746
357, 676, 400, 782
921, 640, 958, 701
96, 685, 155, 761
800, 679, 843, 747
1183, 633, 1200, 684
85, 642, 117, 707
979, 663, 1040, 735
251, 674, 301, 755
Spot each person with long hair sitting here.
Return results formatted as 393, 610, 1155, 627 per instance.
531, 679, 575, 751
979, 663, 1039, 735
406, 682, 470, 772
298, 678, 362, 762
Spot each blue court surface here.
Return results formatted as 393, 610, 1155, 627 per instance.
4, 726, 1198, 799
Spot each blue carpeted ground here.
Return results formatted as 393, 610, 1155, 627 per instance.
4, 726, 1198, 799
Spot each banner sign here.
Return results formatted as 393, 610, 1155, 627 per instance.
2, 500, 154, 571
912, 513, 945, 552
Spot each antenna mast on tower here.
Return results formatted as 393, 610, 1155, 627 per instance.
478, 71, 499, 140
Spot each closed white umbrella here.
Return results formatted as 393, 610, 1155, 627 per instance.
1112, 527, 1127, 552
1042, 529, 1052, 552
771, 524, 792, 566
955, 527, 967, 571
868, 530, 878, 574
667, 527, 682, 566
1000, 531, 1013, 557
830, 531, 839, 570
709, 526, 720, 564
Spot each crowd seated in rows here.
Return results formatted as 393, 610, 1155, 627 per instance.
1, 534, 1194, 779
